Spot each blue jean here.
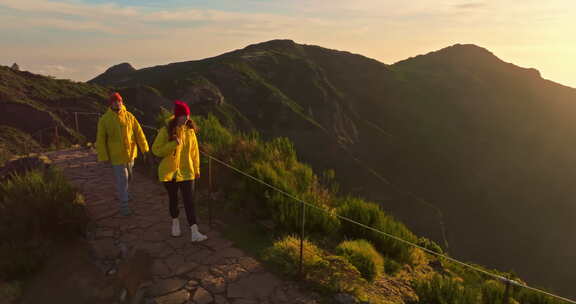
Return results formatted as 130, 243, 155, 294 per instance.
112, 161, 134, 207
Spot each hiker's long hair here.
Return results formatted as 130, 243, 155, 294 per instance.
168, 117, 198, 140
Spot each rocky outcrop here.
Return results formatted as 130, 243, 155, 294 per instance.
173, 75, 225, 106
89, 63, 136, 86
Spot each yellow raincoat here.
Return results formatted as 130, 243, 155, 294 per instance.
152, 117, 200, 182
96, 105, 149, 165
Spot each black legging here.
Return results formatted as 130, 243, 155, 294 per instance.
163, 180, 197, 226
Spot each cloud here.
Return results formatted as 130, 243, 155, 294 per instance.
0, 0, 138, 17
44, 64, 73, 72
27, 63, 75, 78
0, 0, 325, 37
453, 2, 487, 10
0, 14, 119, 33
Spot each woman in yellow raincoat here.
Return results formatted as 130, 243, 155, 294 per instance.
152, 100, 207, 242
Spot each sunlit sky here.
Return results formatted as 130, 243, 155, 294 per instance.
1, 0, 575, 88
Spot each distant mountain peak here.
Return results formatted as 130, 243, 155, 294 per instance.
248, 39, 297, 48
437, 44, 541, 77
89, 62, 136, 85
438, 43, 497, 58
395, 42, 508, 69
105, 62, 135, 74
244, 39, 300, 53
445, 43, 488, 50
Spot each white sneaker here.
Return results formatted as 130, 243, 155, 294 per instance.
190, 224, 208, 242
171, 218, 181, 237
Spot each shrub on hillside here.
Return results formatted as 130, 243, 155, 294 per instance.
336, 239, 384, 281
417, 237, 444, 255
0, 167, 87, 280
384, 259, 403, 276
516, 287, 567, 304
208, 131, 340, 236
409, 274, 479, 304
250, 154, 340, 236
411, 273, 563, 304
0, 148, 11, 167
481, 280, 507, 304
262, 235, 324, 276
263, 235, 367, 298
337, 197, 417, 263
195, 114, 235, 154
0, 126, 42, 157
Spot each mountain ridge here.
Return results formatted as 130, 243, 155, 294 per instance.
3, 40, 576, 298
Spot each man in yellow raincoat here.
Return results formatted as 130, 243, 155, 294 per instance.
96, 92, 149, 216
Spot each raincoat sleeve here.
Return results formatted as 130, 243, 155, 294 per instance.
190, 130, 200, 177
152, 127, 178, 158
96, 117, 109, 162
132, 116, 150, 153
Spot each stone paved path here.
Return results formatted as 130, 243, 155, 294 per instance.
46, 148, 319, 304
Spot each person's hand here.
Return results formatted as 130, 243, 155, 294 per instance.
142, 151, 149, 164
195, 173, 200, 180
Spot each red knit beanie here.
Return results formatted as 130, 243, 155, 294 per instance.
110, 92, 123, 105
174, 100, 190, 117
